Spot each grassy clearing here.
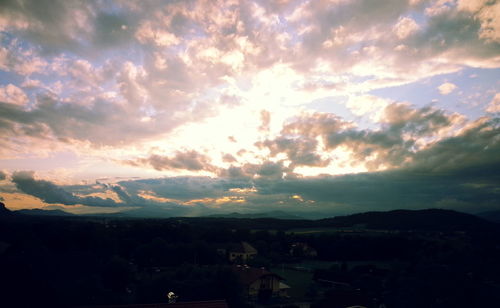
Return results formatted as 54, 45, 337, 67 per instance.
271, 266, 314, 301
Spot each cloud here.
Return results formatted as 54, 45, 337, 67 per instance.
255, 160, 289, 179
0, 84, 29, 106
0, 0, 136, 55
256, 137, 330, 168
222, 153, 237, 163
486, 93, 500, 113
393, 16, 420, 39
0, 0, 498, 157
0, 85, 192, 150
252, 117, 500, 213
405, 5, 500, 69
408, 117, 500, 173
93, 12, 136, 48
346, 95, 391, 121
129, 150, 216, 172
458, 0, 500, 43
438, 82, 458, 95
259, 110, 271, 132
259, 102, 462, 171
11, 171, 124, 207
119, 176, 252, 202
283, 0, 500, 86
127, 116, 500, 214
135, 20, 180, 47
281, 112, 350, 140
21, 78, 43, 89
0, 38, 48, 75
0, 170, 6, 181
8, 111, 500, 216
0, 0, 95, 54
0, 0, 498, 217
109, 184, 133, 204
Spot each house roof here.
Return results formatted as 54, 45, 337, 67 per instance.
231, 265, 284, 285
279, 282, 291, 290
78, 300, 229, 308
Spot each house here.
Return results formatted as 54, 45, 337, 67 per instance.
227, 241, 258, 263
290, 242, 318, 258
231, 265, 289, 300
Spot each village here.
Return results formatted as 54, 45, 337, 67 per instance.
3, 209, 500, 308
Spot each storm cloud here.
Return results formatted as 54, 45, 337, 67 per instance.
11, 171, 124, 207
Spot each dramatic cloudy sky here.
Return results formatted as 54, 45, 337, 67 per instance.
0, 0, 499, 217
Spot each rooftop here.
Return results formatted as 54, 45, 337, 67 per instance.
231, 265, 283, 285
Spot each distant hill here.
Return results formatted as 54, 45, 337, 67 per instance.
15, 208, 74, 217
83, 206, 186, 218
3, 204, 496, 233
476, 211, 500, 223
317, 209, 498, 232
0, 202, 12, 216
206, 210, 302, 220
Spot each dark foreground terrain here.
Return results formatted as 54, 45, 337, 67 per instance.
1, 203, 500, 308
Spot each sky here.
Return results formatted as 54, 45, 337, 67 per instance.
0, 0, 499, 218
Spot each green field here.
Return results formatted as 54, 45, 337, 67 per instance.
270, 266, 315, 301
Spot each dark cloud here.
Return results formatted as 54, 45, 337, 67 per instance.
253, 156, 500, 215
218, 160, 292, 180
0, 92, 183, 146
119, 176, 253, 202
257, 137, 329, 168
219, 166, 248, 179
0, 0, 140, 54
409, 117, 500, 173
404, 7, 500, 64
0, 0, 95, 54
266, 103, 461, 170
110, 185, 133, 204
93, 12, 137, 48
255, 161, 289, 179
253, 116, 500, 214
120, 118, 500, 214
327, 103, 456, 168
11, 171, 123, 207
9, 114, 500, 215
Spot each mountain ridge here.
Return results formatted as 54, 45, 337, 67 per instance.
3, 202, 498, 232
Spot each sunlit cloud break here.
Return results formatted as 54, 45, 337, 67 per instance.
0, 0, 499, 217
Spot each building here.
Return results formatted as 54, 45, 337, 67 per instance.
226, 241, 258, 263
290, 242, 318, 258
231, 265, 289, 300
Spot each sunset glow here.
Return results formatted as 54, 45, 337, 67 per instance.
0, 0, 499, 217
